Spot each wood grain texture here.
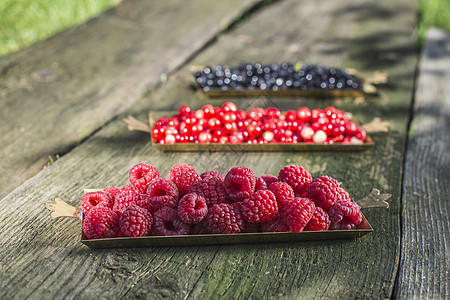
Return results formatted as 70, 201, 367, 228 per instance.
0, 0, 260, 200
394, 28, 450, 299
0, 0, 418, 299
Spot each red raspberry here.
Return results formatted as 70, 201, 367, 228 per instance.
268, 182, 295, 206
242, 222, 261, 233
190, 222, 208, 235
129, 163, 159, 194
280, 197, 315, 233
255, 177, 267, 191
113, 190, 139, 212
241, 190, 278, 223
81, 191, 113, 214
200, 170, 224, 181
336, 187, 352, 201
223, 167, 256, 202
152, 207, 190, 236
261, 216, 290, 232
169, 164, 201, 197
204, 203, 243, 234
120, 184, 136, 193
278, 165, 312, 196
119, 204, 153, 237
102, 186, 120, 200
178, 193, 208, 224
189, 177, 227, 207
328, 200, 363, 230
304, 206, 330, 231
146, 178, 179, 209
304, 176, 341, 211
82, 206, 120, 239
260, 174, 278, 187
135, 196, 155, 214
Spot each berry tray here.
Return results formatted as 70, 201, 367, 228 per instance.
192, 63, 386, 98
123, 109, 378, 152
44, 189, 390, 249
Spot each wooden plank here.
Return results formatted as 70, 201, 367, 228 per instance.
394, 28, 450, 299
0, 0, 418, 299
0, 0, 261, 200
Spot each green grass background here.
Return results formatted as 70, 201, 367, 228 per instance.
0, 0, 121, 57
0, 0, 449, 57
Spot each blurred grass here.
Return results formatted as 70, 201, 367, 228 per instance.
0, 0, 121, 57
418, 0, 450, 45
0, 0, 449, 57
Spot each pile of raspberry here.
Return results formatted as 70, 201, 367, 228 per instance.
151, 102, 367, 145
82, 163, 364, 240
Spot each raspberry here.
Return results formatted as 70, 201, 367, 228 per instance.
190, 222, 207, 235
119, 204, 153, 237
261, 216, 290, 232
152, 207, 190, 236
121, 184, 137, 193
169, 164, 201, 197
328, 200, 363, 230
261, 174, 278, 187
82, 206, 120, 239
146, 178, 179, 209
278, 165, 312, 196
129, 163, 159, 194
200, 170, 224, 181
336, 187, 352, 201
204, 203, 243, 234
81, 191, 113, 214
135, 196, 155, 214
304, 176, 340, 211
241, 190, 278, 223
280, 197, 315, 233
223, 167, 256, 202
113, 190, 139, 212
102, 186, 120, 200
189, 177, 227, 206
304, 206, 330, 231
255, 177, 268, 191
178, 193, 208, 224
268, 182, 295, 206
242, 222, 261, 233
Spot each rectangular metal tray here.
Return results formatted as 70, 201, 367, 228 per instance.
81, 217, 373, 248
196, 86, 376, 98
154, 136, 374, 152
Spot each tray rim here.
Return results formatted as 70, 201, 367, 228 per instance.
81, 218, 373, 248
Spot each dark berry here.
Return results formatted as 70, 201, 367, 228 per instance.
200, 170, 224, 181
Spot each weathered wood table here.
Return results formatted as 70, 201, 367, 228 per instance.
0, 0, 448, 299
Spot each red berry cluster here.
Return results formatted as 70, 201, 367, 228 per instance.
81, 163, 364, 239
151, 102, 367, 145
